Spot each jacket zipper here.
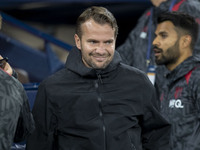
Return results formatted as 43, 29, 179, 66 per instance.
97, 73, 103, 84
128, 131, 137, 150
95, 73, 106, 150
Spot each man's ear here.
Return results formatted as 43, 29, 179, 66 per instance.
74, 34, 81, 50
181, 35, 192, 49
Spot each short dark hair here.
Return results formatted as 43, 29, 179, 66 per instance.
75, 6, 118, 39
157, 11, 199, 50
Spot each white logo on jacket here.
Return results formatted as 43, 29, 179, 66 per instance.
169, 99, 184, 108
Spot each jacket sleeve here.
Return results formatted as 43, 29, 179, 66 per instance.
141, 83, 171, 150
116, 8, 151, 66
184, 79, 200, 149
26, 81, 57, 150
116, 0, 169, 67
14, 87, 35, 142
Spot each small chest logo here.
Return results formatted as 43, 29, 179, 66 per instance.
169, 99, 184, 108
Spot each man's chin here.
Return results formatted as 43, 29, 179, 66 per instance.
155, 59, 163, 66
92, 63, 108, 69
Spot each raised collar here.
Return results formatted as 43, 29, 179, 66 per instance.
66, 47, 122, 78
165, 56, 200, 82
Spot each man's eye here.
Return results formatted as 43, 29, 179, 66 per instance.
161, 34, 167, 38
105, 41, 112, 44
89, 41, 97, 44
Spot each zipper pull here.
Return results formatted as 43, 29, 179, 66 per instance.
97, 73, 103, 84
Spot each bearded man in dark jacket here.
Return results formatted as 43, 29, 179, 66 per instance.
117, 0, 200, 86
153, 11, 200, 150
26, 6, 170, 150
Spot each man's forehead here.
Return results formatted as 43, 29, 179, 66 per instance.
156, 21, 176, 33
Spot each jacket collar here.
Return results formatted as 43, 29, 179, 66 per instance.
165, 56, 200, 82
66, 47, 122, 78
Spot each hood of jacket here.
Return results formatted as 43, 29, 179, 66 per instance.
165, 56, 200, 84
66, 46, 122, 78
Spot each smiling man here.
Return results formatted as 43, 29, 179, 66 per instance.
153, 11, 200, 149
26, 6, 170, 150
74, 18, 115, 69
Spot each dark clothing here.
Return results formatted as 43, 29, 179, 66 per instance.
159, 56, 200, 150
117, 0, 200, 82
0, 69, 34, 150
117, 3, 200, 149
12, 69, 18, 79
26, 47, 170, 150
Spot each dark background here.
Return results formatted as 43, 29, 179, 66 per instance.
0, 0, 152, 47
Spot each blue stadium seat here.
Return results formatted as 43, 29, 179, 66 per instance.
24, 82, 39, 110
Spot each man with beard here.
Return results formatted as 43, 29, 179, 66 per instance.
117, 0, 200, 86
26, 6, 171, 150
153, 11, 200, 149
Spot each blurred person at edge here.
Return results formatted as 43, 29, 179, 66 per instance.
0, 15, 35, 150
0, 15, 17, 78
117, 0, 200, 89
0, 55, 17, 78
26, 6, 170, 150
153, 11, 200, 149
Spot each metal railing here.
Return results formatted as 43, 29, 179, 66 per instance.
0, 11, 73, 51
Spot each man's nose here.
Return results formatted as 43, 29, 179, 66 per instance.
152, 37, 160, 47
95, 43, 106, 53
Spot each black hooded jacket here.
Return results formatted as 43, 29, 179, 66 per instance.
26, 47, 170, 150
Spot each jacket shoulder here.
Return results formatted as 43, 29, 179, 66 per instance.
119, 62, 146, 75
119, 63, 153, 86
